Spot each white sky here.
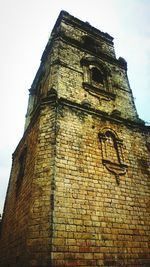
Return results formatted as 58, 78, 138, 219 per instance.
0, 0, 150, 214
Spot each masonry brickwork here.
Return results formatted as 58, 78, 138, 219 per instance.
0, 11, 150, 267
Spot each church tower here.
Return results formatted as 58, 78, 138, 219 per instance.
0, 11, 150, 267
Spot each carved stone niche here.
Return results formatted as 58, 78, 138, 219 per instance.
98, 130, 127, 184
81, 57, 116, 102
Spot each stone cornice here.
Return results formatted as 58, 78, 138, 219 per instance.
53, 10, 114, 44
11, 93, 149, 171
41, 12, 127, 70
57, 97, 146, 130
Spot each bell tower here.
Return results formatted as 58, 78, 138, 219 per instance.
0, 11, 150, 267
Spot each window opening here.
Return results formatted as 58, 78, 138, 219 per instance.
82, 36, 95, 50
91, 67, 103, 84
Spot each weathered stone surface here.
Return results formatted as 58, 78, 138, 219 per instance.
0, 10, 150, 267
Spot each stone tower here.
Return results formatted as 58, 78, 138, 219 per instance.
0, 11, 150, 267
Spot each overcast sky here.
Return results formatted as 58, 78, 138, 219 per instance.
0, 0, 150, 214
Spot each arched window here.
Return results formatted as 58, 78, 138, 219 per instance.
91, 67, 103, 84
81, 56, 115, 101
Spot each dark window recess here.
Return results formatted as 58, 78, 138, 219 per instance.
16, 147, 27, 195
82, 36, 95, 50
91, 67, 103, 84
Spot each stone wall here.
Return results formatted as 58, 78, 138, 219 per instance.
51, 104, 150, 266
0, 11, 150, 267
0, 105, 56, 266
0, 114, 40, 266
